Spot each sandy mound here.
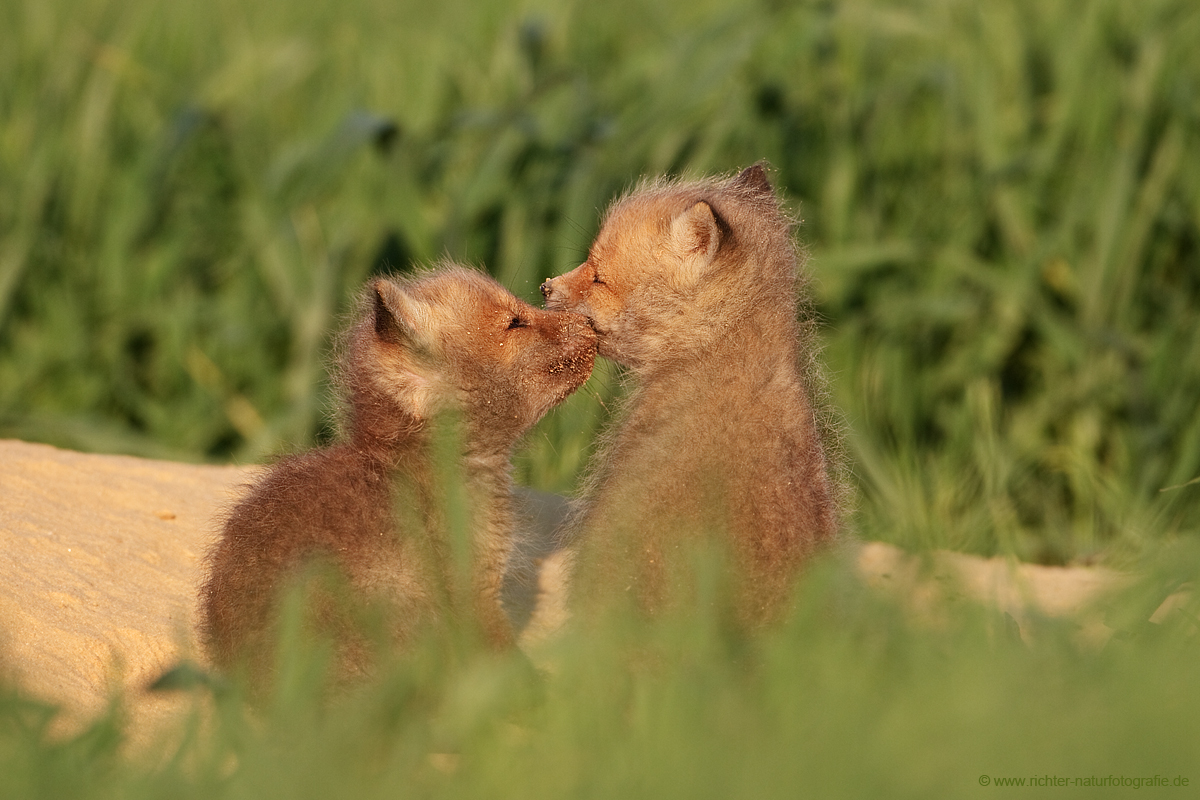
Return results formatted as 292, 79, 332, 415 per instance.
853, 541, 1132, 645
0, 439, 256, 732
0, 438, 1145, 740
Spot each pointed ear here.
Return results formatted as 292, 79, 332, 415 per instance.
370, 279, 439, 416
670, 201, 722, 261
372, 278, 426, 346
731, 163, 772, 195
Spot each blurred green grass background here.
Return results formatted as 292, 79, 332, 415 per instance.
3, 0, 1199, 562
3, 0, 1200, 794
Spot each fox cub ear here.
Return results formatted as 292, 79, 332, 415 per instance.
730, 163, 773, 196
371, 278, 439, 415
669, 201, 723, 287
373, 279, 428, 347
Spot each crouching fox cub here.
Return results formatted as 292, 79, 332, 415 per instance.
542, 164, 842, 625
199, 265, 596, 682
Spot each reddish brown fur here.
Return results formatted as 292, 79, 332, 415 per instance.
199, 265, 596, 681
542, 164, 843, 624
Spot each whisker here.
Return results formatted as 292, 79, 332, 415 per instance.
584, 384, 610, 414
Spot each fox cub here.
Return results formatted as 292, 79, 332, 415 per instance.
199, 265, 596, 680
542, 164, 841, 625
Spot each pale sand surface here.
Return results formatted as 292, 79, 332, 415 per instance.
853, 541, 1132, 646
0, 438, 256, 738
0, 438, 1146, 742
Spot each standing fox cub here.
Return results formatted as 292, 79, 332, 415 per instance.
199, 266, 596, 680
542, 163, 841, 625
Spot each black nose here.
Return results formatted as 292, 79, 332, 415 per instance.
540, 280, 553, 299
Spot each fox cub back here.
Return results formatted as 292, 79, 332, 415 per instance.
199, 266, 596, 682
543, 164, 842, 625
